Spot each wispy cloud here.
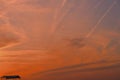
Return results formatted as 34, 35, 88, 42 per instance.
49, 62, 120, 76
67, 38, 85, 48
32, 60, 120, 76
0, 27, 25, 49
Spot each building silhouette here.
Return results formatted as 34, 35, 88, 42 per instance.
1, 75, 21, 80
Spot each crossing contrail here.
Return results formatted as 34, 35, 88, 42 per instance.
50, 0, 80, 36
86, 1, 116, 38
50, 0, 67, 36
59, 0, 105, 28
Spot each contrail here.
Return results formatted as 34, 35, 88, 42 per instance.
50, 0, 67, 36
58, 0, 105, 31
86, 1, 116, 38
51, 0, 79, 35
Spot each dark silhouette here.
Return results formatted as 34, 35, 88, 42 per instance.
1, 75, 21, 80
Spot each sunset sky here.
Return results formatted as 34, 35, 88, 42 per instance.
0, 0, 120, 80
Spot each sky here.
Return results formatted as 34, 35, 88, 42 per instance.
0, 0, 120, 80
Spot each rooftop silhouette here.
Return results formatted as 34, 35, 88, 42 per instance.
1, 75, 21, 80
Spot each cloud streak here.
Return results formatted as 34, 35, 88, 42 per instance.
0, 20, 26, 49
49, 62, 120, 76
32, 60, 120, 76
0, 0, 27, 49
